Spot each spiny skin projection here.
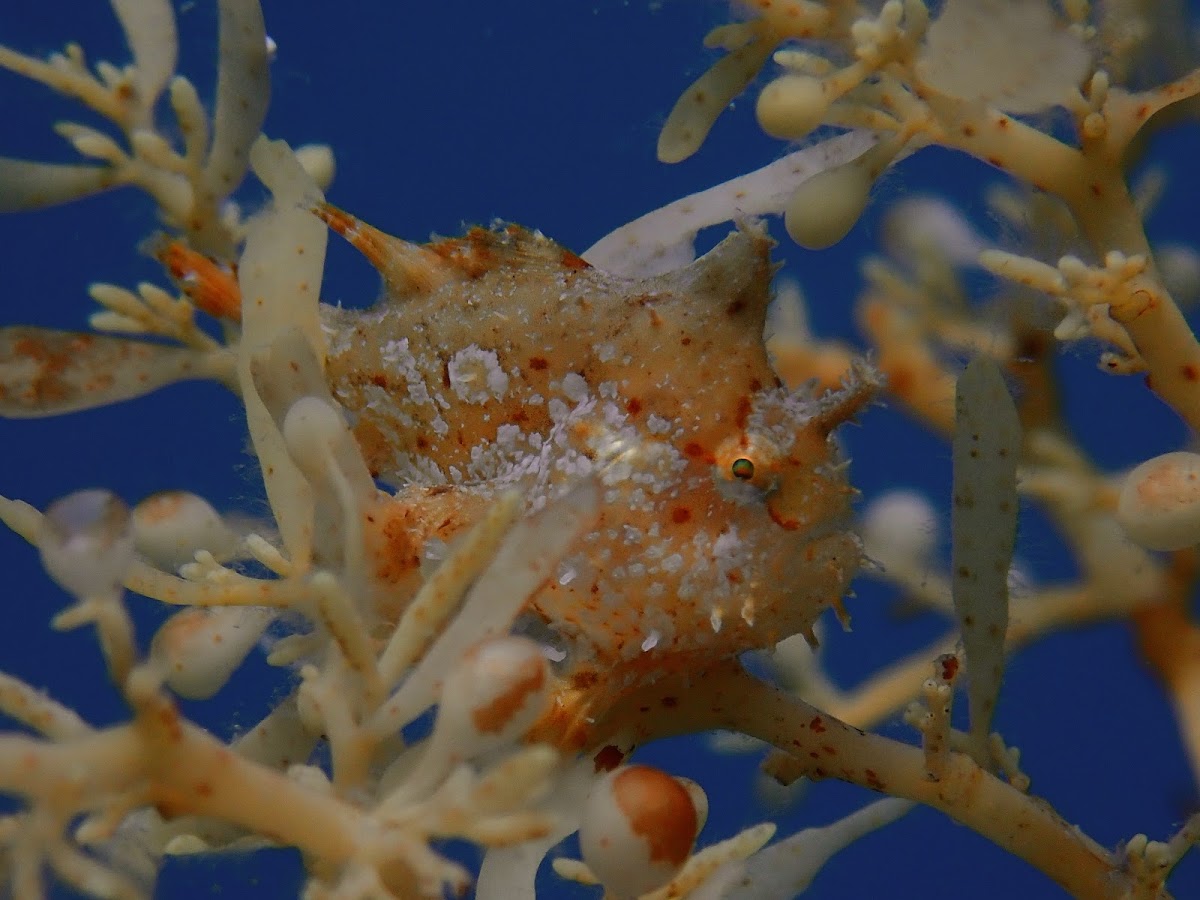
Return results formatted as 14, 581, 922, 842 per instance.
320, 218, 875, 712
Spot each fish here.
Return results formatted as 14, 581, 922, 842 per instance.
314, 207, 879, 709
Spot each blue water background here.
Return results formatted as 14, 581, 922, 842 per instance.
0, 2, 1198, 898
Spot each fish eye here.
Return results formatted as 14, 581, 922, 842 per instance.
731, 458, 755, 481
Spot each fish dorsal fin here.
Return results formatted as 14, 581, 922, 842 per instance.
313, 202, 458, 298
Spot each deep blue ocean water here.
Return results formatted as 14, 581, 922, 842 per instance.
0, 2, 1198, 898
